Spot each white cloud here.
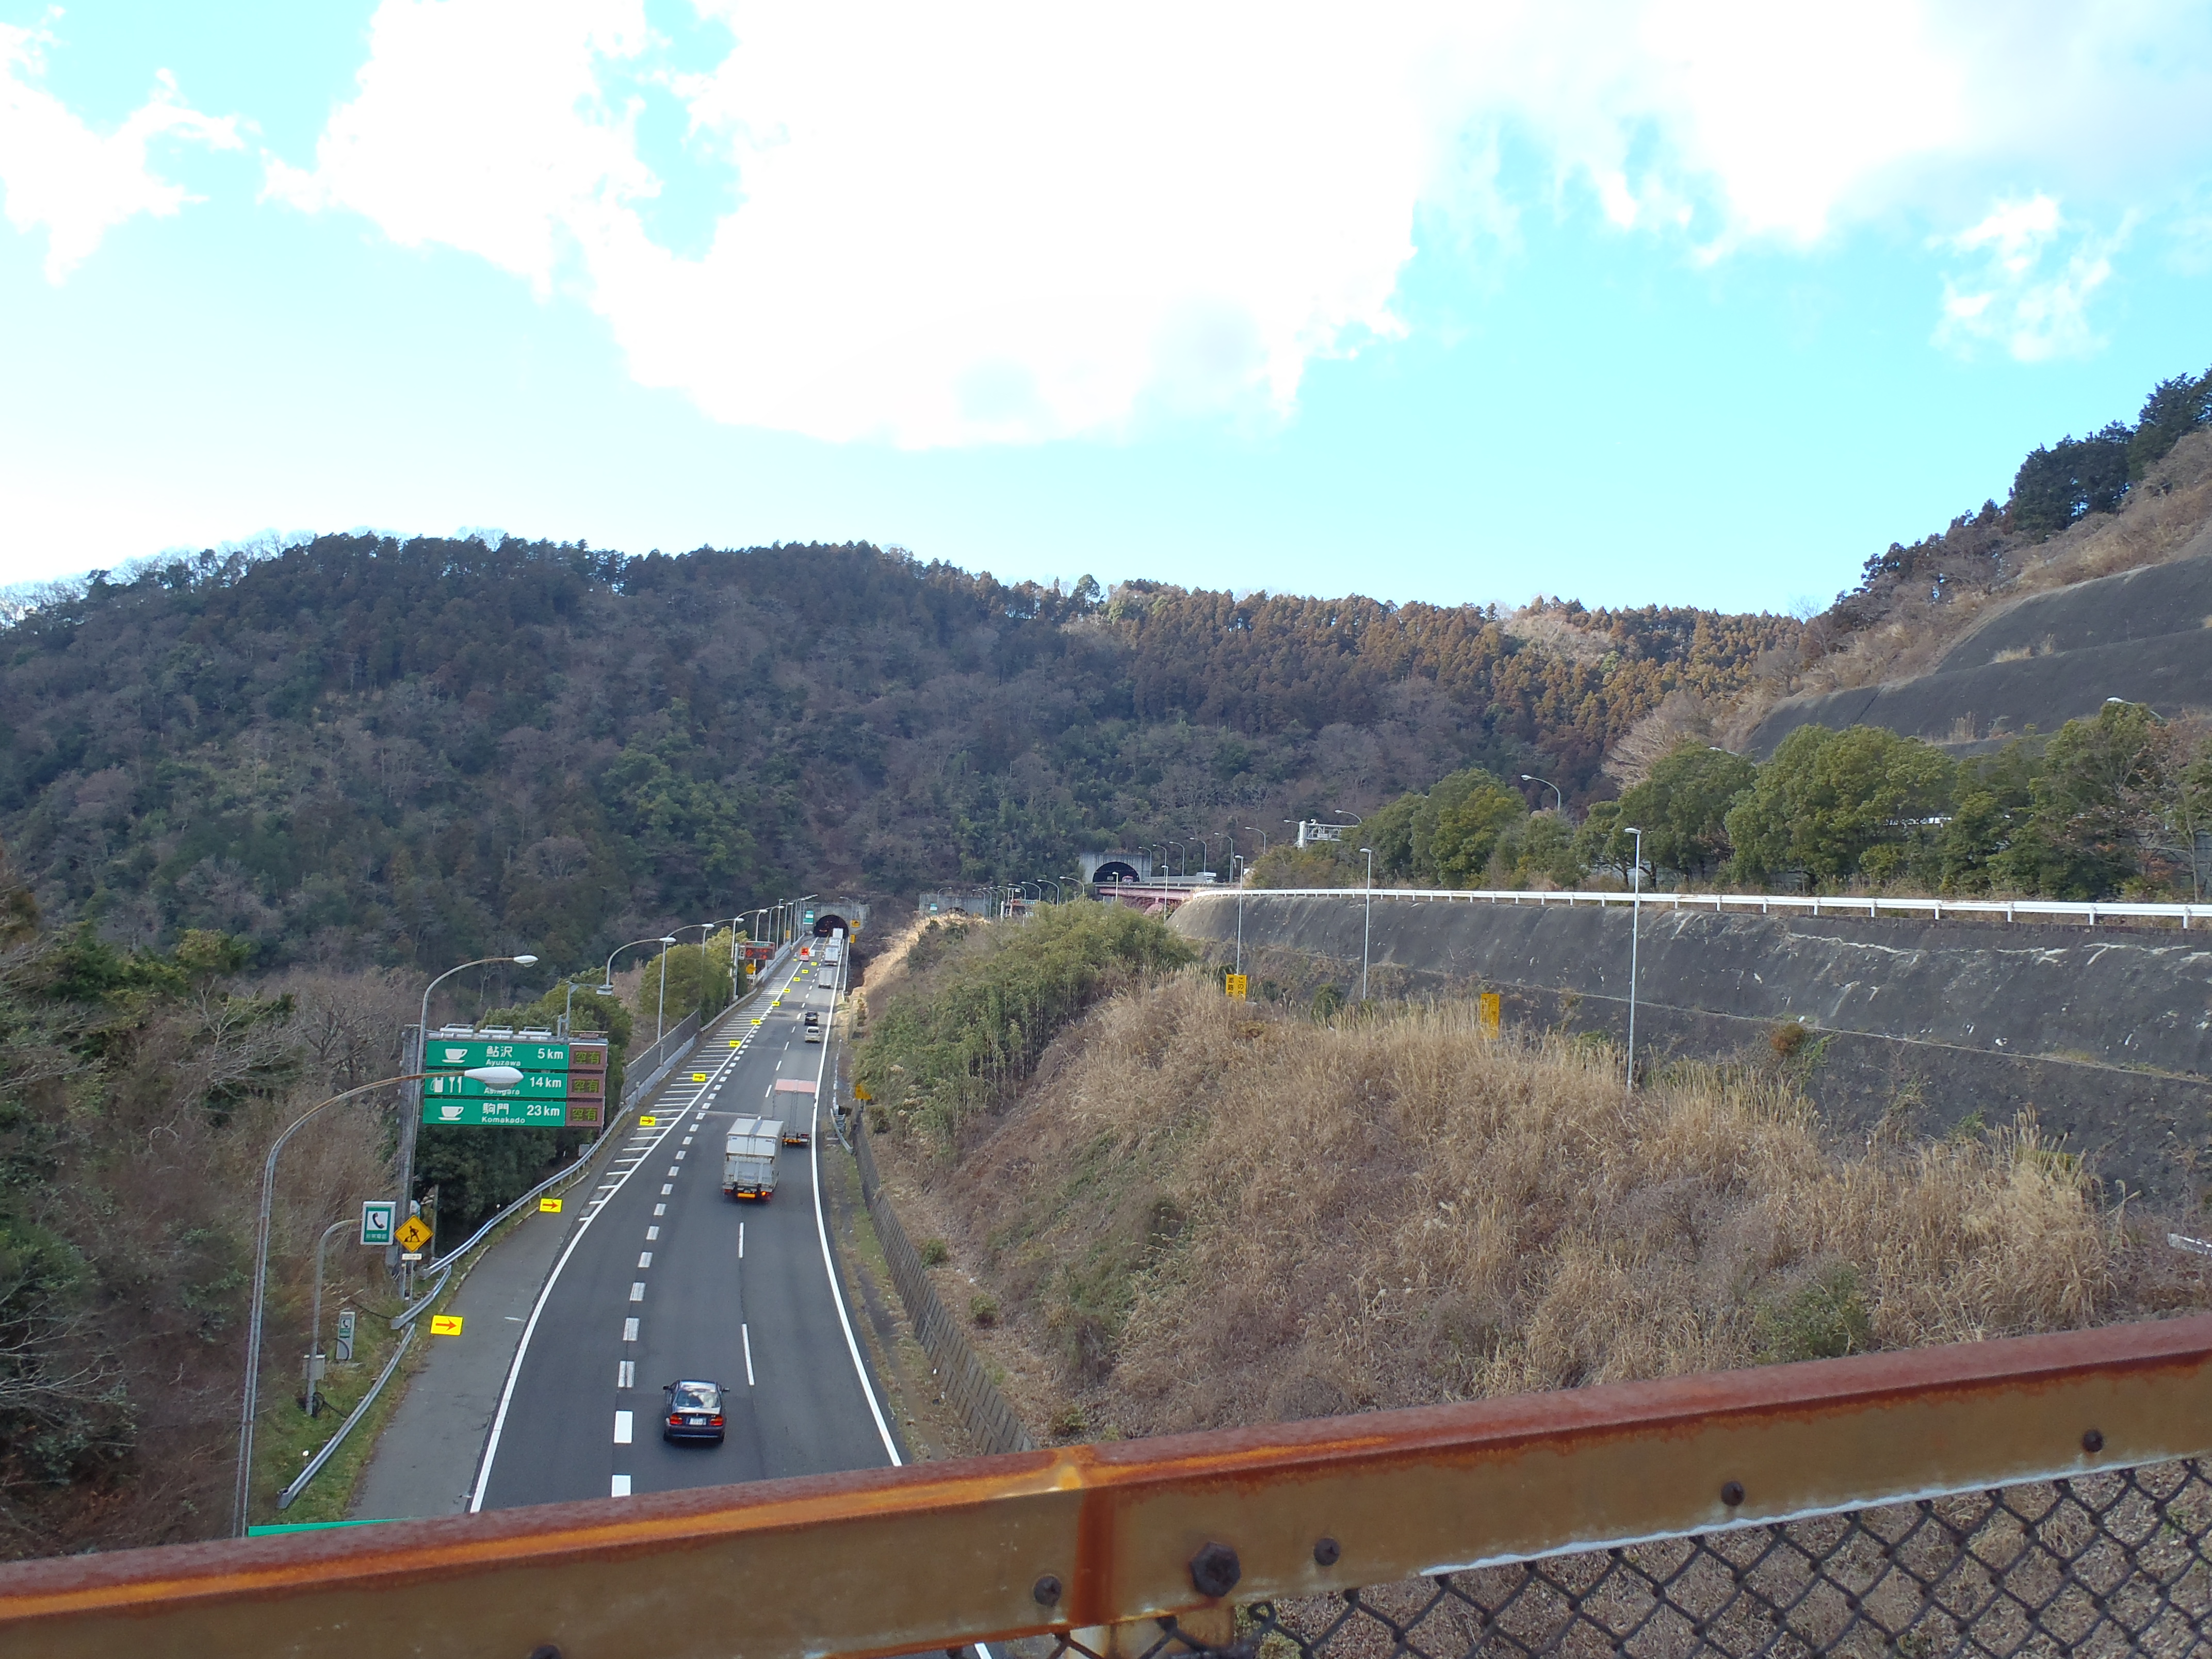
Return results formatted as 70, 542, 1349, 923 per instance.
262, 0, 655, 292
1934, 194, 2124, 361
0, 20, 241, 281
265, 0, 2212, 445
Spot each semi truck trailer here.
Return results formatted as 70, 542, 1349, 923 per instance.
723, 1116, 783, 1200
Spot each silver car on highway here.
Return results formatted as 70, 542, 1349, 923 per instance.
662, 1379, 726, 1444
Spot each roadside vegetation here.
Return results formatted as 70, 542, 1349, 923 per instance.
1260, 695, 2212, 902
853, 904, 1193, 1148
0, 840, 417, 1555
867, 955, 2203, 1442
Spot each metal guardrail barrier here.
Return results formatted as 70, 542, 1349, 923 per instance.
1186, 886, 2212, 928
5, 1315, 2210, 1658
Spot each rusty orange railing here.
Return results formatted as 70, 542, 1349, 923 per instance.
3, 1315, 2209, 1659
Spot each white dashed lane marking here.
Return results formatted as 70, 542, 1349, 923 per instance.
613, 1410, 633, 1445
661, 1184, 673, 1196
743, 1324, 755, 1387
610, 1474, 631, 1498
638, 1251, 653, 1268
646, 1226, 659, 1240
629, 1282, 645, 1302
617, 1359, 634, 1389
623, 1318, 639, 1341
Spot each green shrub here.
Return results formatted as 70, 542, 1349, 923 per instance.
969, 1293, 999, 1327
854, 904, 1193, 1145
919, 1238, 949, 1266
1755, 1263, 1872, 1363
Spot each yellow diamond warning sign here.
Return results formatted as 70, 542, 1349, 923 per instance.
395, 1215, 433, 1253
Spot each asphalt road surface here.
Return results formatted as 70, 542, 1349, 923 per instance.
472, 949, 897, 1508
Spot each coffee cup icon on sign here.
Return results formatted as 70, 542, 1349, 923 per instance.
440, 1105, 463, 1120
442, 1047, 469, 1064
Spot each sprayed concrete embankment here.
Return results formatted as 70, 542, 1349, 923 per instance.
1172, 891, 2212, 1205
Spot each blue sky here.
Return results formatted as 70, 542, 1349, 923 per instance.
4, 2, 2210, 613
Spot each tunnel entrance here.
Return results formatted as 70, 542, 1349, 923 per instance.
1089, 861, 1142, 885
813, 913, 849, 936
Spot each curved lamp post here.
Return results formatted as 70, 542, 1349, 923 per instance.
235, 1062, 523, 1536
399, 954, 537, 1239
1520, 773, 1565, 814
606, 934, 677, 1047
668, 923, 717, 1039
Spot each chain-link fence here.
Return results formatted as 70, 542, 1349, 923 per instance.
1040, 1459, 2212, 1659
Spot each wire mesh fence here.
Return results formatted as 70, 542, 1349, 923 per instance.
1040, 1459, 2212, 1659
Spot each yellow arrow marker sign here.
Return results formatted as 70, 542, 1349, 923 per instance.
1225, 973, 1249, 1000
430, 1315, 464, 1337
395, 1215, 433, 1252
638, 1115, 658, 1127
692, 1072, 707, 1082
538, 1197, 563, 1213
729, 1039, 741, 1047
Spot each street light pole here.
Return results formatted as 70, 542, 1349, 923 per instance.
235, 1062, 522, 1536
402, 954, 538, 1229
1360, 846, 1375, 1002
670, 923, 716, 1034
1520, 774, 1565, 814
1625, 825, 1645, 1098
605, 934, 677, 1043
304, 1217, 354, 1417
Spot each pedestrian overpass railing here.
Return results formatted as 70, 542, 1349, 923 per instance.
7, 1313, 2211, 1657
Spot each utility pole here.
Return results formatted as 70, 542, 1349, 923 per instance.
1360, 846, 1375, 1002
1625, 825, 1644, 1098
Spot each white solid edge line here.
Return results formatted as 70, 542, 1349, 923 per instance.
468, 999, 761, 1513
809, 947, 901, 1465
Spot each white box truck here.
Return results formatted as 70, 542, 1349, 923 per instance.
723, 1117, 783, 1201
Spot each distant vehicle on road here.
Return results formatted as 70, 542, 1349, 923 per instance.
781, 1123, 810, 1147
821, 940, 843, 966
662, 1379, 726, 1443
804, 1011, 822, 1043
723, 1117, 783, 1200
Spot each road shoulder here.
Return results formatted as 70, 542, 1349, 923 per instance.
348, 1204, 574, 1519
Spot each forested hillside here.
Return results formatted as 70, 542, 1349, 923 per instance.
0, 538, 1792, 971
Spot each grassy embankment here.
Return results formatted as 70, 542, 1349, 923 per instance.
855, 907, 2207, 1442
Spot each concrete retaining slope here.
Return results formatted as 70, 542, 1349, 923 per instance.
1747, 534, 2212, 757
1175, 892, 2212, 1203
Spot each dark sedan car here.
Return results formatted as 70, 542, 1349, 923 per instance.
662, 1379, 727, 1444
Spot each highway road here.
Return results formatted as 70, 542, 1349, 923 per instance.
471, 946, 898, 1508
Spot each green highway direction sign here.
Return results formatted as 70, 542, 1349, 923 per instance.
423, 1071, 568, 1099
425, 1037, 571, 1071
420, 1096, 570, 1127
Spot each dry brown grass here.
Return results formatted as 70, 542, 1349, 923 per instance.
877, 977, 2202, 1442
